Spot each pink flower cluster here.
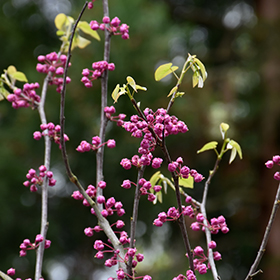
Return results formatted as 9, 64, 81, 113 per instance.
93, 239, 150, 280
121, 177, 161, 202
104, 105, 126, 126
19, 234, 51, 257
23, 165, 56, 192
173, 270, 197, 280
81, 61, 115, 88
90, 16, 129, 39
185, 244, 221, 276
36, 52, 71, 93
72, 181, 125, 217
7, 82, 40, 109
76, 136, 116, 152
33, 122, 69, 149
265, 155, 280, 180
191, 214, 229, 234
168, 157, 204, 182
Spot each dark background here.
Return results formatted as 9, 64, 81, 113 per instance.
1, 0, 280, 279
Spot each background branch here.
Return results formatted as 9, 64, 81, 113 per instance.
245, 182, 280, 280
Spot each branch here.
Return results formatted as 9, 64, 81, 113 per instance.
200, 157, 221, 280
34, 72, 52, 280
245, 182, 280, 280
96, 0, 111, 208
127, 166, 145, 276
59, 0, 126, 272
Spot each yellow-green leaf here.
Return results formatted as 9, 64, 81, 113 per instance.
220, 122, 229, 139
194, 58, 207, 81
227, 140, 242, 163
135, 85, 147, 91
127, 76, 137, 92
56, 30, 65, 36
150, 171, 161, 187
78, 21, 100, 41
197, 141, 218, 154
154, 63, 178, 81
0, 86, 10, 101
112, 84, 120, 102
7, 65, 17, 75
55, 13, 67, 30
179, 176, 194, 189
73, 35, 91, 49
167, 86, 177, 97
156, 191, 162, 203
10, 71, 28, 82
111, 84, 127, 103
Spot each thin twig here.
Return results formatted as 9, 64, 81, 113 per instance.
127, 166, 145, 276
245, 182, 280, 280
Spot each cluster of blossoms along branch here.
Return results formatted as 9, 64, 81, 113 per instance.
153, 195, 225, 276
6, 267, 44, 280
19, 234, 51, 257
168, 156, 204, 183
121, 177, 161, 202
93, 239, 151, 280
76, 135, 116, 152
90, 16, 129, 39
265, 155, 280, 180
36, 52, 71, 93
81, 60, 115, 88
72, 180, 125, 217
173, 269, 197, 280
7, 82, 40, 109
33, 122, 69, 149
23, 165, 56, 192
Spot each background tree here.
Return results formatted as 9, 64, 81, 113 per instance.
0, 0, 279, 279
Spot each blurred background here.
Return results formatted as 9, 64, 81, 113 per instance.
1, 0, 280, 279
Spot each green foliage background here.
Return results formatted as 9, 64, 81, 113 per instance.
1, 0, 280, 279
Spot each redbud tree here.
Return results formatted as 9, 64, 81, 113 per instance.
0, 1, 280, 280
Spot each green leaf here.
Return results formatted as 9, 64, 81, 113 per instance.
156, 191, 162, 203
154, 63, 178, 81
179, 176, 194, 189
10, 71, 28, 82
0, 86, 11, 101
194, 57, 208, 81
56, 30, 65, 36
7, 65, 17, 75
220, 122, 229, 139
197, 141, 218, 153
78, 21, 100, 41
150, 171, 161, 187
167, 86, 177, 97
54, 13, 67, 30
175, 92, 185, 97
192, 71, 199, 88
135, 85, 147, 91
227, 140, 242, 164
127, 76, 137, 92
111, 84, 127, 103
112, 84, 120, 103
73, 35, 91, 49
